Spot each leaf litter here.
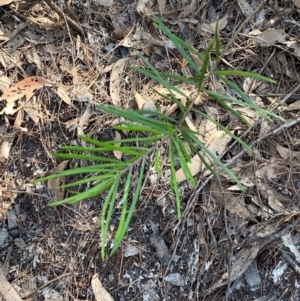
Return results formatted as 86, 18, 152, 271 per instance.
1, 0, 300, 300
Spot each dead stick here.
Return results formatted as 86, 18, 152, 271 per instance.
43, 0, 85, 36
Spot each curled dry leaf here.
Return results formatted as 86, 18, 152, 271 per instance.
47, 160, 69, 201
133, 90, 157, 112
113, 131, 122, 160
109, 58, 130, 107
78, 104, 93, 145
56, 84, 78, 110
91, 274, 114, 301
0, 76, 53, 115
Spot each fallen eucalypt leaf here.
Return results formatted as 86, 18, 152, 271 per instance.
33, 14, 282, 260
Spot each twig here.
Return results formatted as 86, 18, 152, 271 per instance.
43, 0, 85, 37
281, 251, 300, 275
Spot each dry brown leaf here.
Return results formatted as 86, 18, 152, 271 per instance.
91, 274, 114, 301
178, 0, 196, 19
237, 0, 253, 17
293, 0, 300, 9
78, 104, 93, 145
109, 58, 130, 107
175, 131, 232, 183
282, 233, 300, 263
226, 197, 251, 219
0, 76, 53, 115
56, 84, 78, 110
23, 96, 40, 124
134, 90, 146, 110
276, 144, 292, 159
157, 0, 166, 14
250, 29, 287, 47
0, 23, 27, 45
266, 189, 285, 213
92, 0, 113, 6
121, 26, 175, 50
136, 0, 152, 14
211, 243, 259, 290
0, 72, 10, 93
0, 0, 15, 5
113, 131, 122, 160
67, 220, 95, 231
210, 13, 228, 32
48, 160, 69, 201
25, 48, 41, 70
133, 90, 157, 112
285, 41, 300, 58
250, 223, 278, 238
0, 266, 23, 301
284, 99, 300, 111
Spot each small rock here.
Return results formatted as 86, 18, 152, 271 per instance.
0, 229, 8, 246
149, 234, 171, 266
124, 245, 139, 257
244, 260, 261, 291
42, 288, 63, 301
187, 218, 194, 227
8, 209, 18, 229
164, 273, 185, 287
141, 279, 160, 301
8, 228, 20, 239
15, 238, 26, 249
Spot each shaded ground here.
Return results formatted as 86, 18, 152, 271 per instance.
1, 0, 300, 300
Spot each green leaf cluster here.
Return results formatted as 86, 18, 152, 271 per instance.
33, 15, 282, 259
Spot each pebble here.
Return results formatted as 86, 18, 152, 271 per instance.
0, 229, 8, 246
164, 273, 185, 287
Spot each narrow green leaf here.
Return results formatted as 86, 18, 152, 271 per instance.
130, 65, 186, 112
32, 165, 120, 183
57, 174, 115, 188
106, 135, 166, 144
47, 178, 115, 206
213, 70, 277, 83
188, 133, 244, 190
184, 133, 217, 177
192, 108, 251, 153
52, 153, 134, 162
204, 89, 251, 125
101, 177, 120, 260
172, 136, 195, 187
168, 139, 181, 219
198, 39, 214, 90
214, 20, 220, 60
130, 68, 197, 85
98, 104, 173, 130
154, 148, 161, 174
113, 124, 165, 135
218, 76, 284, 121
59, 146, 108, 152
111, 167, 133, 252
110, 158, 146, 256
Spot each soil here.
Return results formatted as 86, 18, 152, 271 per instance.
1, 0, 300, 300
